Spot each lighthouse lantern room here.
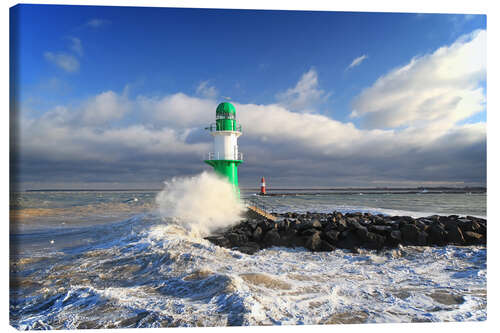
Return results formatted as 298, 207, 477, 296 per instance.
205, 102, 243, 196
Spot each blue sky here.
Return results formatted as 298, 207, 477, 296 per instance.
11, 4, 487, 189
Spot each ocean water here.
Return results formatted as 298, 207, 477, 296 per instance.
10, 185, 487, 329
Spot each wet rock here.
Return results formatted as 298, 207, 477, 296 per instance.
427, 224, 448, 246
311, 219, 322, 229
369, 225, 392, 233
418, 218, 433, 225
257, 220, 272, 232
429, 291, 465, 306
320, 240, 336, 251
236, 242, 261, 255
247, 220, 258, 231
354, 223, 369, 238
390, 222, 400, 230
205, 210, 486, 254
362, 231, 386, 250
463, 231, 485, 245
359, 219, 371, 227
205, 236, 230, 248
252, 227, 263, 241
417, 231, 428, 246
297, 219, 322, 232
305, 231, 322, 251
262, 229, 280, 246
389, 230, 402, 243
322, 230, 340, 245
227, 232, 249, 246
337, 230, 361, 250
400, 224, 421, 245
300, 228, 319, 237
429, 215, 441, 222
445, 224, 465, 245
336, 218, 348, 232
414, 220, 427, 231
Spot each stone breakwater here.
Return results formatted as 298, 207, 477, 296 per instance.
205, 211, 486, 254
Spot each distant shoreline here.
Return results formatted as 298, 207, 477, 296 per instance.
21, 186, 486, 193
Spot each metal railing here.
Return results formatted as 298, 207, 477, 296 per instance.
244, 196, 280, 217
205, 123, 242, 132
206, 151, 243, 161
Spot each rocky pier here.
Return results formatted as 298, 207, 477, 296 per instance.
205, 211, 486, 254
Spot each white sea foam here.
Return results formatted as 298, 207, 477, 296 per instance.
113, 225, 488, 325
155, 172, 245, 237
11, 209, 486, 328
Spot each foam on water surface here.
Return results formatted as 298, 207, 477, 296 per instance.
10, 214, 486, 328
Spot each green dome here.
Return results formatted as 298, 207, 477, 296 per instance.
216, 102, 236, 115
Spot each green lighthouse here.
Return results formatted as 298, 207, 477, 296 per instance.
204, 102, 243, 196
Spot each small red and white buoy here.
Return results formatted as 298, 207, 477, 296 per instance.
260, 177, 266, 195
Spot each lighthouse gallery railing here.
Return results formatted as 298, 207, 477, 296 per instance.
206, 151, 243, 161
205, 123, 242, 132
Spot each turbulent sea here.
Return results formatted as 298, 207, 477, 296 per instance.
10, 181, 487, 329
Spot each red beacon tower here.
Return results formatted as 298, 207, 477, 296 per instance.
260, 177, 266, 195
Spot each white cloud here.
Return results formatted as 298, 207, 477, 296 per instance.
346, 54, 368, 70
196, 81, 218, 99
137, 93, 216, 128
16, 88, 485, 186
44, 52, 80, 73
86, 18, 110, 28
82, 91, 131, 125
68, 37, 83, 56
276, 68, 328, 112
351, 29, 486, 130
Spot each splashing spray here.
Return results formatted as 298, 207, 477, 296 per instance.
155, 172, 245, 237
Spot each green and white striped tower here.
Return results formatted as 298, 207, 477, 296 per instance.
204, 102, 243, 197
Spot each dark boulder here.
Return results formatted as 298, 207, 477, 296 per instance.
463, 231, 485, 245
445, 224, 465, 245
311, 219, 322, 229
390, 222, 400, 230
322, 230, 340, 245
305, 231, 322, 251
336, 218, 348, 232
359, 219, 371, 227
205, 236, 230, 248
362, 231, 386, 250
247, 220, 258, 231
252, 226, 263, 241
400, 223, 421, 245
369, 225, 392, 233
354, 224, 369, 239
372, 215, 386, 225
300, 228, 319, 237
429, 215, 441, 222
417, 231, 428, 246
414, 220, 427, 231
320, 240, 336, 251
387, 230, 402, 246
262, 229, 280, 246
257, 220, 273, 232
236, 242, 261, 255
337, 230, 362, 250
427, 224, 448, 246
226, 232, 248, 246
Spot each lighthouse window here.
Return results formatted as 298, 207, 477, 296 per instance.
216, 113, 235, 120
